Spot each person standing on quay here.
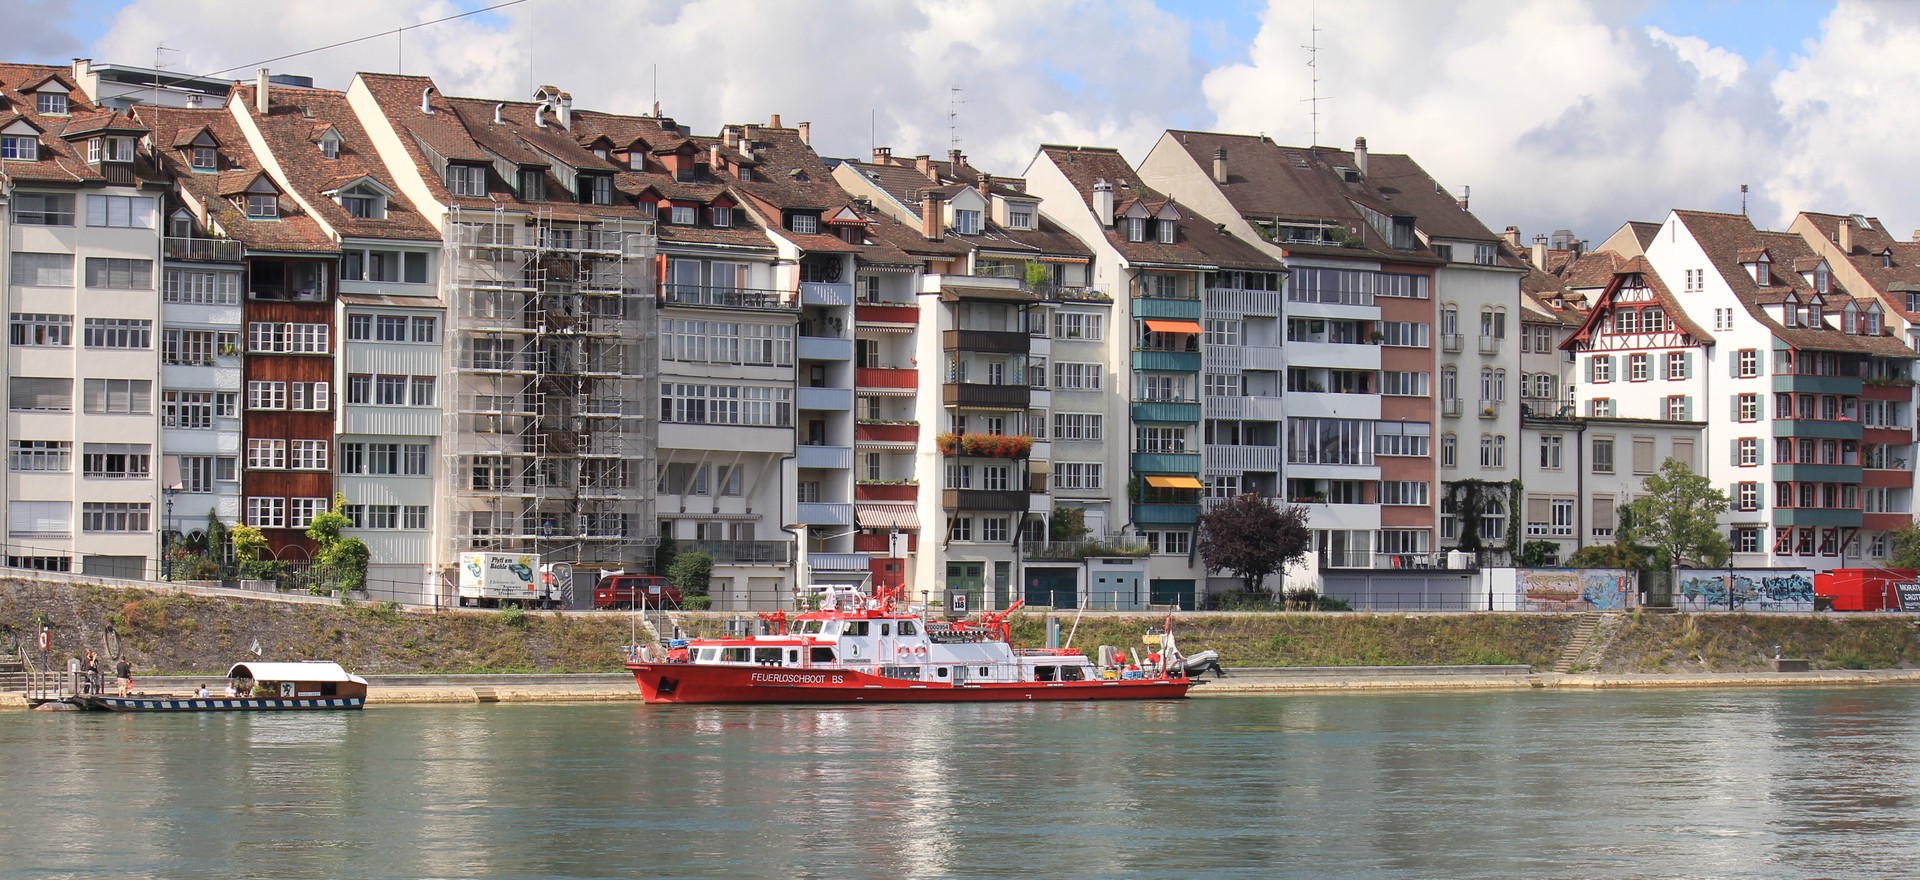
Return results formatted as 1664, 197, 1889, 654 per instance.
115, 656, 133, 696
82, 650, 100, 694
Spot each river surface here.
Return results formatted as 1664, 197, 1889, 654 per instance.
4, 686, 1919, 879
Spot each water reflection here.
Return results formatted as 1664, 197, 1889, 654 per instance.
3, 688, 1919, 878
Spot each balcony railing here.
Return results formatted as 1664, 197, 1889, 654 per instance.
1023, 536, 1151, 561
799, 281, 853, 306
855, 482, 918, 501
797, 386, 853, 411
943, 329, 1029, 354
854, 422, 918, 445
1442, 397, 1463, 417
855, 303, 918, 325
1478, 399, 1499, 419
795, 444, 852, 469
944, 383, 1030, 409
1441, 332, 1462, 353
795, 502, 855, 526
856, 367, 917, 389
943, 488, 1030, 511
677, 540, 792, 565
1132, 451, 1202, 474
661, 284, 797, 311
163, 237, 243, 262
1478, 335, 1501, 355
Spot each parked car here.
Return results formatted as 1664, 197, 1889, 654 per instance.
593, 574, 681, 610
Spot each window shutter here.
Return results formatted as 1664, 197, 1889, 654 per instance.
1527, 495, 1551, 524
1584, 356, 1594, 383
1592, 497, 1616, 530
1684, 397, 1694, 421
1728, 395, 1739, 421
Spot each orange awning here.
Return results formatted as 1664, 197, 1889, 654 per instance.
1143, 475, 1203, 489
1143, 319, 1203, 334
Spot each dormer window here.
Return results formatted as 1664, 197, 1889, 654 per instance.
591, 147, 608, 160
670, 205, 696, 225
169, 209, 193, 239
1754, 260, 1771, 287
1814, 264, 1830, 294
579, 174, 613, 206
35, 92, 68, 115
1868, 304, 1884, 336
446, 163, 486, 197
318, 132, 340, 159
637, 200, 658, 219
190, 146, 217, 170
247, 194, 278, 218
1124, 217, 1145, 242
1882, 251, 1893, 269
1809, 298, 1823, 328
1781, 298, 1800, 327
1006, 203, 1034, 230
340, 186, 386, 220
518, 169, 545, 201
1156, 219, 1175, 244
738, 166, 753, 182
0, 134, 36, 161
627, 152, 644, 171
87, 137, 133, 164
788, 212, 819, 235
710, 206, 733, 228
954, 208, 981, 236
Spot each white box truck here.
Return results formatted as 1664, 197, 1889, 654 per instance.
457, 552, 543, 607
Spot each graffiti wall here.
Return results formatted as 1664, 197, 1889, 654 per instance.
1516, 568, 1636, 611
1675, 569, 1815, 612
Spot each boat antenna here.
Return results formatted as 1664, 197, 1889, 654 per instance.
1063, 602, 1087, 650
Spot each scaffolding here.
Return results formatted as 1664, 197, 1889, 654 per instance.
444, 206, 660, 574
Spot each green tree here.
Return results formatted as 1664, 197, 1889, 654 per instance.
1049, 508, 1090, 543
307, 494, 368, 594
1565, 542, 1651, 570
1198, 495, 1311, 594
1620, 458, 1731, 569
653, 532, 678, 576
667, 551, 714, 599
230, 524, 267, 565
1888, 518, 1920, 569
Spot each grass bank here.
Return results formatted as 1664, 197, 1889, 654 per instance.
4, 579, 1916, 676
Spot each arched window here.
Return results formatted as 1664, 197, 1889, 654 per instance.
1442, 433, 1457, 469
1481, 495, 1507, 543
1480, 368, 1496, 403
1441, 366, 1458, 402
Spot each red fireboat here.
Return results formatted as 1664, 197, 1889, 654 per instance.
624, 586, 1196, 704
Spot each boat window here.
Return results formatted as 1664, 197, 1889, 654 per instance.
979, 667, 990, 677
721, 647, 750, 663
1062, 665, 1084, 682
844, 621, 870, 636
899, 621, 917, 636
696, 648, 719, 662
1035, 665, 1056, 682
810, 647, 836, 663
880, 623, 891, 637
753, 647, 782, 665
787, 649, 800, 664
821, 621, 840, 636
798, 621, 825, 635
936, 667, 949, 678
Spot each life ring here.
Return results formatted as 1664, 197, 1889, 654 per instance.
897, 646, 911, 658
914, 645, 927, 658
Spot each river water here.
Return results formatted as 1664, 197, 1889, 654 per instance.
4, 687, 1918, 879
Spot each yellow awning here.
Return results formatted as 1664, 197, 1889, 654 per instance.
1143, 475, 1203, 489
1143, 319, 1203, 334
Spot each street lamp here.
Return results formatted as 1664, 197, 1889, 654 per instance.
161, 483, 180, 581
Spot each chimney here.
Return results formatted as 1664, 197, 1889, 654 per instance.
493, 103, 504, 125
1212, 147, 1228, 185
978, 172, 993, 197
557, 95, 572, 131
948, 148, 964, 169
420, 86, 434, 115
255, 68, 270, 114
768, 113, 782, 128
873, 146, 892, 164
533, 105, 547, 128
708, 143, 722, 171
185, 94, 202, 108
797, 121, 810, 145
723, 127, 736, 148
1838, 217, 1854, 255
921, 190, 945, 240
742, 124, 756, 142
1457, 184, 1470, 211
1503, 226, 1521, 249
1353, 136, 1368, 179
915, 154, 935, 181
1093, 179, 1114, 227
1531, 235, 1548, 271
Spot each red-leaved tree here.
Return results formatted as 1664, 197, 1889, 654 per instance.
1198, 495, 1311, 595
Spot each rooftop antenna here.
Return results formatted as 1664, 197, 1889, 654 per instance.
152, 44, 178, 107
948, 87, 967, 152
1741, 183, 1749, 216
651, 63, 657, 114
396, 25, 403, 73
1301, 0, 1330, 146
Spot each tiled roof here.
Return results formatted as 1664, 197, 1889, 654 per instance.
839, 159, 1092, 260
1155, 130, 1491, 260
1797, 211, 1920, 322
0, 63, 138, 187
1555, 251, 1628, 290
138, 104, 335, 253
1677, 210, 1913, 358
1037, 145, 1280, 271
237, 84, 439, 242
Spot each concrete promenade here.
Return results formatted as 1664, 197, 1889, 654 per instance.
10, 667, 1920, 709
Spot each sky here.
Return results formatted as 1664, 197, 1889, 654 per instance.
6, 0, 1914, 247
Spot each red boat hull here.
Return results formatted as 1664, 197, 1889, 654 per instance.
626, 662, 1192, 704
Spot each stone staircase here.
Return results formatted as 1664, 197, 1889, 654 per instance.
1552, 611, 1624, 674
0, 651, 25, 692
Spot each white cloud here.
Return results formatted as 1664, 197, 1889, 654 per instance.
82, 0, 1915, 244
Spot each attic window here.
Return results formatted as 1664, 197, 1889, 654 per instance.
0, 134, 36, 161
1155, 219, 1175, 244
579, 174, 613, 206
1814, 264, 1830, 294
1868, 305, 1884, 336
710, 206, 733, 228
318, 134, 340, 159
1883, 252, 1894, 269
1809, 299, 1824, 328
190, 146, 217, 170
339, 184, 386, 220
519, 170, 545, 201
592, 147, 608, 159
627, 152, 644, 171
954, 208, 981, 236
738, 166, 753, 182
246, 194, 278, 219
788, 212, 819, 235
446, 164, 486, 197
1754, 261, 1771, 287
36, 92, 69, 115
1006, 203, 1034, 230
1124, 217, 1145, 243
87, 137, 134, 164
670, 205, 696, 225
